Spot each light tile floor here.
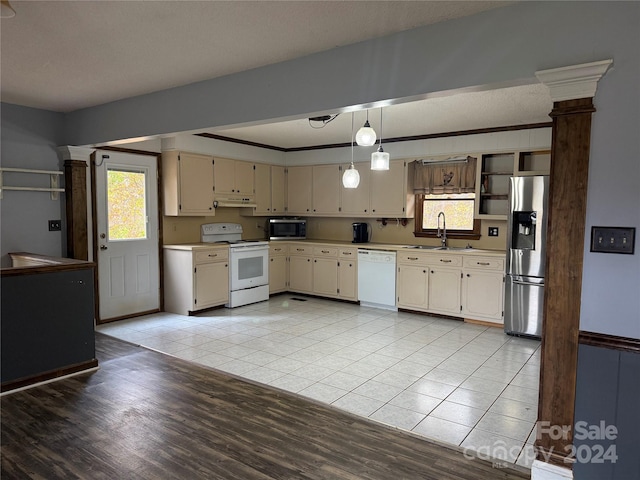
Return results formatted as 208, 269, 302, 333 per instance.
97, 294, 541, 469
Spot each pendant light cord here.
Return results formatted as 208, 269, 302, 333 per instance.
351, 112, 354, 166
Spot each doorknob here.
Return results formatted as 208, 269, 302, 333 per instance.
100, 245, 108, 250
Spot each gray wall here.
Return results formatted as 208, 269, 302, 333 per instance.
61, 2, 639, 339
2, 2, 638, 338
574, 344, 640, 480
1, 103, 66, 267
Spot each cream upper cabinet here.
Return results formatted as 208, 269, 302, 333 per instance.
369, 159, 414, 218
244, 164, 286, 216
461, 255, 505, 323
162, 151, 214, 216
213, 157, 255, 197
312, 164, 341, 215
286, 165, 312, 215
341, 164, 371, 216
271, 165, 286, 214
253, 163, 272, 215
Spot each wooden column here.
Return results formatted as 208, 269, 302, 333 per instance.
535, 97, 595, 468
64, 160, 89, 260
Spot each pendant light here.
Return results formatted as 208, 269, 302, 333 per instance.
342, 113, 360, 188
1, 0, 16, 18
355, 109, 377, 146
371, 108, 390, 170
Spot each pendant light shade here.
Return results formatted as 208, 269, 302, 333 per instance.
371, 108, 390, 170
343, 112, 360, 188
355, 110, 377, 146
371, 146, 390, 171
1, 0, 16, 18
342, 164, 360, 188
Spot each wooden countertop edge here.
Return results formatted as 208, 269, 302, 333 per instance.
2, 252, 96, 277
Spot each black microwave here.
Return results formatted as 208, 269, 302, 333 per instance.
268, 218, 306, 240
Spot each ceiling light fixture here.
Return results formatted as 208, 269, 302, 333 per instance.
371, 108, 390, 171
1, 0, 16, 18
342, 113, 360, 189
308, 114, 339, 129
355, 110, 377, 146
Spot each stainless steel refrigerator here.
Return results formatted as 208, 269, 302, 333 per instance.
504, 176, 549, 339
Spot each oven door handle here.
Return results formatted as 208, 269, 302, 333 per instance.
231, 246, 269, 253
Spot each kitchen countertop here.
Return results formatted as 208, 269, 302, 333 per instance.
271, 239, 506, 257
163, 240, 505, 257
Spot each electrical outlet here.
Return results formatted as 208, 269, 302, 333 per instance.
48, 220, 62, 231
591, 226, 635, 254
488, 227, 499, 237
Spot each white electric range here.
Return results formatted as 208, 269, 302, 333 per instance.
201, 223, 269, 308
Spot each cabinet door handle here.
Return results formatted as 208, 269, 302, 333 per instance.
408, 257, 419, 261
477, 262, 490, 266
297, 248, 304, 251
342, 251, 352, 255
270, 258, 274, 262
321, 250, 330, 253
440, 259, 452, 263
208, 253, 218, 257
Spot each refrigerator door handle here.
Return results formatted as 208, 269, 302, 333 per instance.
512, 279, 544, 287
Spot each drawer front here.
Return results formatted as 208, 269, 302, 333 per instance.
397, 252, 429, 265
463, 256, 505, 271
338, 248, 357, 259
195, 248, 229, 264
270, 244, 289, 256
424, 253, 463, 267
290, 244, 313, 256
313, 246, 338, 257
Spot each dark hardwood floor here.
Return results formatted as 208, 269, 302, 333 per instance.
1, 333, 529, 479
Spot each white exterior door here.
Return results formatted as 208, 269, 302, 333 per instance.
94, 150, 160, 321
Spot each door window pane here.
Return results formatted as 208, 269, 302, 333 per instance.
107, 169, 147, 240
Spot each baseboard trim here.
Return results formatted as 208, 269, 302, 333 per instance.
578, 330, 640, 353
531, 460, 574, 480
1, 358, 99, 394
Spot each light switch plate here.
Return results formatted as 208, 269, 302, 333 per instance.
590, 226, 635, 254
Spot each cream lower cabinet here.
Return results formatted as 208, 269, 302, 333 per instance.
337, 247, 357, 301
428, 266, 462, 316
288, 244, 313, 293
286, 243, 357, 301
396, 251, 462, 315
269, 243, 288, 294
164, 246, 229, 315
461, 256, 505, 324
396, 262, 429, 310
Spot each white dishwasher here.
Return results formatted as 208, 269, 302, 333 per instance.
357, 249, 397, 310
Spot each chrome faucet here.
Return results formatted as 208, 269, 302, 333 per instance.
437, 211, 447, 248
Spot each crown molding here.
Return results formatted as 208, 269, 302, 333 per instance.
57, 146, 95, 162
535, 59, 613, 102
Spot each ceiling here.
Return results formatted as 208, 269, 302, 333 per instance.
0, 0, 552, 148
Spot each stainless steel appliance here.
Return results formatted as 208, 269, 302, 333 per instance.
201, 223, 269, 308
357, 249, 397, 310
268, 218, 306, 240
504, 176, 549, 338
352, 222, 370, 243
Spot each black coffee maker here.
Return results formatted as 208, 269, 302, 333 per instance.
352, 223, 370, 243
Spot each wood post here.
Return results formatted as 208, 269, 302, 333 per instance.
64, 160, 89, 260
535, 97, 595, 468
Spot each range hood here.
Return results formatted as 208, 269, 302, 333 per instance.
213, 196, 257, 208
